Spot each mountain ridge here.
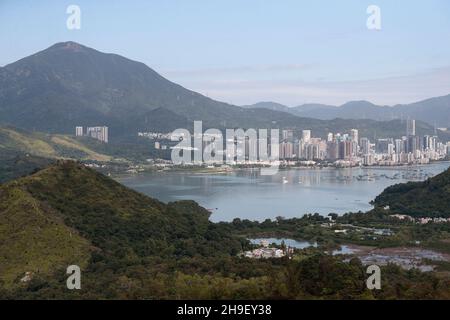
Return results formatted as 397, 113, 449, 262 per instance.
246, 94, 450, 126
0, 41, 448, 139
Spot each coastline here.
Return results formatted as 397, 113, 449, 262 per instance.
110, 159, 450, 179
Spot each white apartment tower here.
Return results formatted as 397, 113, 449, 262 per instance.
86, 126, 109, 143
75, 126, 83, 137
407, 119, 416, 136
302, 130, 311, 143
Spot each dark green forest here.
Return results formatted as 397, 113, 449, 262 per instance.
374, 167, 450, 217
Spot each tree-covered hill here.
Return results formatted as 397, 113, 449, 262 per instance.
373, 167, 450, 217
0, 161, 243, 290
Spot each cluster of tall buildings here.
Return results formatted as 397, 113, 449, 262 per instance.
75, 126, 109, 143
279, 120, 450, 166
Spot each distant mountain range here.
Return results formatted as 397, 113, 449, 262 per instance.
244, 95, 450, 127
0, 41, 448, 140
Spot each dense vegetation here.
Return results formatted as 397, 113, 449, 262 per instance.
374, 167, 450, 217
0, 149, 53, 183
0, 162, 449, 299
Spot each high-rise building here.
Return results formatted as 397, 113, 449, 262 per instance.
407, 119, 416, 136
326, 141, 338, 160
327, 132, 333, 142
394, 139, 403, 154
244, 136, 258, 161
87, 126, 109, 143
337, 140, 353, 160
387, 143, 395, 155
75, 126, 83, 137
376, 139, 391, 154
282, 129, 294, 142
302, 130, 311, 143
423, 135, 438, 151
298, 141, 305, 159
406, 135, 419, 153
305, 143, 320, 160
350, 129, 359, 143
360, 138, 370, 155
280, 141, 294, 159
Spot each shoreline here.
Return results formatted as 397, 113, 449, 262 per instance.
111, 160, 450, 179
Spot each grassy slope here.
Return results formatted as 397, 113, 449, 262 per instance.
0, 126, 111, 161
0, 182, 91, 288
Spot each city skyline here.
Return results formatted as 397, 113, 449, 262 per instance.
144, 119, 450, 167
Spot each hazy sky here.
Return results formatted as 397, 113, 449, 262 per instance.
1, 0, 450, 106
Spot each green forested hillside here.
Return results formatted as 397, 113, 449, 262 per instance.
373, 167, 450, 217
0, 161, 243, 291
0, 149, 53, 184
0, 162, 449, 299
0, 180, 92, 288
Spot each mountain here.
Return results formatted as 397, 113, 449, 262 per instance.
0, 41, 221, 134
0, 42, 296, 135
373, 167, 450, 218
393, 95, 450, 127
1, 41, 447, 140
277, 96, 450, 126
242, 101, 291, 113
0, 161, 243, 290
288, 101, 393, 121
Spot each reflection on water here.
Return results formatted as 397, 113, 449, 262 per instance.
117, 162, 450, 222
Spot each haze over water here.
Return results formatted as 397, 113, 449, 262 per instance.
118, 162, 450, 222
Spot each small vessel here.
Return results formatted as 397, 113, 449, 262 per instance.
282, 177, 288, 184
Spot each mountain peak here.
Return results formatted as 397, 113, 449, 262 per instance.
242, 101, 290, 112
49, 41, 89, 52
340, 100, 376, 108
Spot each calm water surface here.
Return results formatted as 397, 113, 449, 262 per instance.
117, 162, 450, 222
